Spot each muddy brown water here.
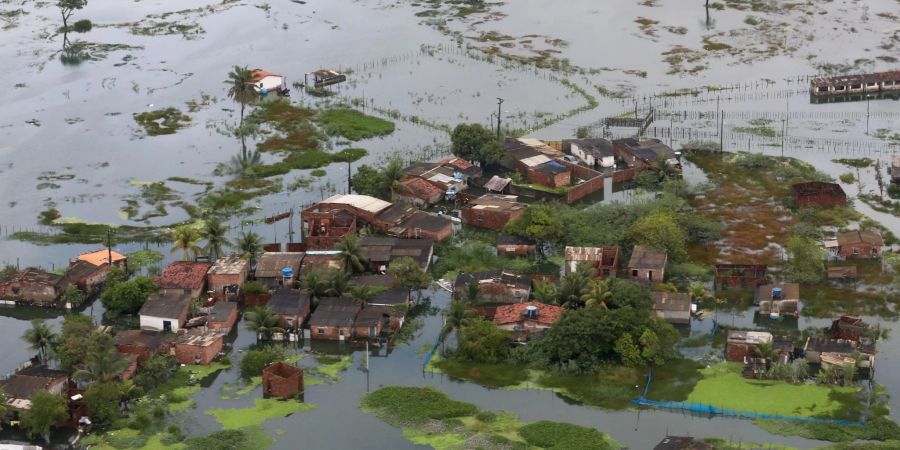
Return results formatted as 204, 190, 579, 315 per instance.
1, 0, 899, 447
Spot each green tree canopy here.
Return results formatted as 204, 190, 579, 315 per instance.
504, 203, 566, 247
450, 123, 504, 166
22, 320, 56, 364
388, 256, 431, 295
454, 317, 511, 364
785, 235, 825, 283
100, 276, 156, 314
58, 0, 87, 29
22, 391, 68, 443
336, 235, 367, 274
84, 381, 123, 425
629, 211, 687, 262
75, 333, 129, 383
55, 313, 94, 372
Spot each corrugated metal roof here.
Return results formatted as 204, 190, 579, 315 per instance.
519, 154, 551, 167
321, 194, 392, 214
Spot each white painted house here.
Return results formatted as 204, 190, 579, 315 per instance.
566, 139, 615, 168
139, 291, 192, 332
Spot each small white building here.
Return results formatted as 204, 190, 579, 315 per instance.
566, 139, 615, 168
139, 291, 192, 332
250, 69, 285, 95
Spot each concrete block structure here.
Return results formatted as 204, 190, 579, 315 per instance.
262, 362, 303, 399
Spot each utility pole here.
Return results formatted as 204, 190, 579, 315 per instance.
288, 208, 295, 244
866, 95, 871, 135
496, 97, 504, 139
106, 229, 114, 265
719, 112, 724, 152
781, 119, 786, 157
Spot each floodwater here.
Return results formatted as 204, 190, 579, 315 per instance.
1, 0, 899, 448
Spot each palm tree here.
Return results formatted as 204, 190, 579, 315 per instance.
225, 66, 259, 130
244, 306, 284, 342
22, 320, 56, 364
202, 219, 231, 260
326, 269, 350, 297
441, 299, 472, 346
234, 231, 263, 265
581, 279, 612, 309
689, 282, 712, 303
531, 279, 559, 304
754, 341, 775, 362
345, 284, 376, 306
301, 270, 330, 301
464, 282, 482, 304
558, 269, 590, 308
381, 157, 405, 198
171, 226, 201, 261
335, 235, 367, 274
75, 334, 129, 383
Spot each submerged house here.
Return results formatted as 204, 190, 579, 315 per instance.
564, 246, 620, 278
613, 138, 679, 169
114, 330, 175, 363
791, 182, 847, 209
267, 289, 311, 329
804, 337, 875, 372
206, 301, 239, 331
454, 270, 531, 304
810, 70, 900, 96
628, 246, 667, 283
650, 292, 691, 325
250, 69, 287, 95
139, 291, 192, 332
353, 305, 400, 338
714, 264, 767, 290
0, 366, 69, 411
174, 330, 226, 365
360, 237, 434, 272
460, 194, 527, 230
395, 177, 444, 207
66, 249, 128, 293
755, 284, 800, 318
0, 268, 68, 306
309, 297, 361, 341
496, 235, 537, 257
262, 362, 303, 399
308, 69, 346, 88
836, 229, 884, 258
301, 195, 391, 249
206, 256, 249, 296
493, 302, 564, 341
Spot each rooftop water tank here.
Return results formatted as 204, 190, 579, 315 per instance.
282, 267, 293, 278
772, 287, 782, 300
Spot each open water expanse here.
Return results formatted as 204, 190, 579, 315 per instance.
1, 0, 899, 448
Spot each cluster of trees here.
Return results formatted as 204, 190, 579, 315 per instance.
17, 315, 140, 441
100, 267, 156, 315
350, 157, 405, 200
170, 220, 263, 262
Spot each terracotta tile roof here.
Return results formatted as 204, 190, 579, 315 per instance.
493, 302, 563, 327
439, 157, 475, 170
77, 249, 127, 267
156, 261, 211, 290
399, 177, 443, 200
250, 69, 281, 82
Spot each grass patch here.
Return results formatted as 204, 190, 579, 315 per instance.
206, 398, 316, 429
133, 108, 191, 136
839, 172, 856, 184
310, 355, 352, 380
832, 158, 873, 169
361, 386, 478, 426
733, 118, 777, 137
519, 421, 618, 449
686, 362, 861, 418
314, 108, 394, 141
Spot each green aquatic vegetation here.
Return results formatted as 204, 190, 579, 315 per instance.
839, 172, 856, 184
519, 421, 618, 449
315, 108, 395, 141
206, 398, 317, 429
134, 108, 191, 136
832, 158, 873, 168
126, 249, 164, 270
873, 129, 900, 143
361, 386, 478, 425
310, 169, 327, 177
313, 355, 352, 380
734, 118, 777, 138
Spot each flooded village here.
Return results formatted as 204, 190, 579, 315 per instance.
1, 0, 900, 449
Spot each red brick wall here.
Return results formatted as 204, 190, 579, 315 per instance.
207, 308, 239, 330
354, 322, 383, 338
262, 365, 303, 399
461, 207, 524, 231
496, 244, 536, 257
726, 342, 753, 362
612, 168, 638, 183
311, 325, 352, 340
116, 344, 154, 363
795, 193, 847, 209
208, 271, 248, 294
839, 243, 880, 258
629, 268, 665, 283
565, 175, 604, 204
525, 168, 571, 188
174, 339, 223, 365
243, 293, 271, 306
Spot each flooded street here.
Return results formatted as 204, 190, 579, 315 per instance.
1, 0, 899, 448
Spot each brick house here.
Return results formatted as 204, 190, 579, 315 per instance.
791, 181, 847, 208
371, 203, 454, 242
650, 292, 691, 325
174, 330, 226, 365
139, 291, 192, 332
613, 138, 679, 170
827, 316, 872, 342
527, 160, 571, 188
755, 284, 800, 318
75, 249, 128, 269
836, 229, 883, 258
206, 256, 249, 295
206, 301, 239, 331
267, 289, 311, 329
726, 331, 773, 362
714, 264, 768, 290
454, 270, 531, 304
628, 246, 667, 283
493, 302, 564, 341
353, 305, 398, 338
564, 246, 620, 278
460, 194, 527, 230
395, 177, 444, 207
301, 195, 392, 249
63, 260, 106, 294
262, 362, 303, 399
309, 297, 361, 341
496, 234, 537, 257
156, 261, 211, 298
0, 268, 68, 306
563, 138, 615, 168
114, 330, 175, 363
804, 337, 875, 373
255, 252, 305, 288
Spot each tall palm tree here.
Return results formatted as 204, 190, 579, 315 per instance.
301, 270, 330, 301
171, 226, 201, 261
381, 157, 405, 198
559, 269, 590, 308
225, 66, 259, 130
244, 306, 284, 342
532, 279, 559, 304
689, 282, 711, 303
335, 235, 367, 274
202, 219, 231, 260
326, 269, 350, 297
234, 231, 263, 265
581, 279, 612, 309
75, 334, 129, 383
441, 299, 472, 346
22, 320, 56, 364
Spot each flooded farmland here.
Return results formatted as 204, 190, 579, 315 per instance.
1, 0, 900, 448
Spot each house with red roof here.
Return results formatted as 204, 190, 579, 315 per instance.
395, 177, 444, 207
493, 302, 564, 341
155, 261, 211, 298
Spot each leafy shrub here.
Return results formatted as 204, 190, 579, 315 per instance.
240, 346, 286, 378
518, 420, 616, 449
241, 281, 267, 296
72, 19, 92, 32
362, 387, 477, 426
